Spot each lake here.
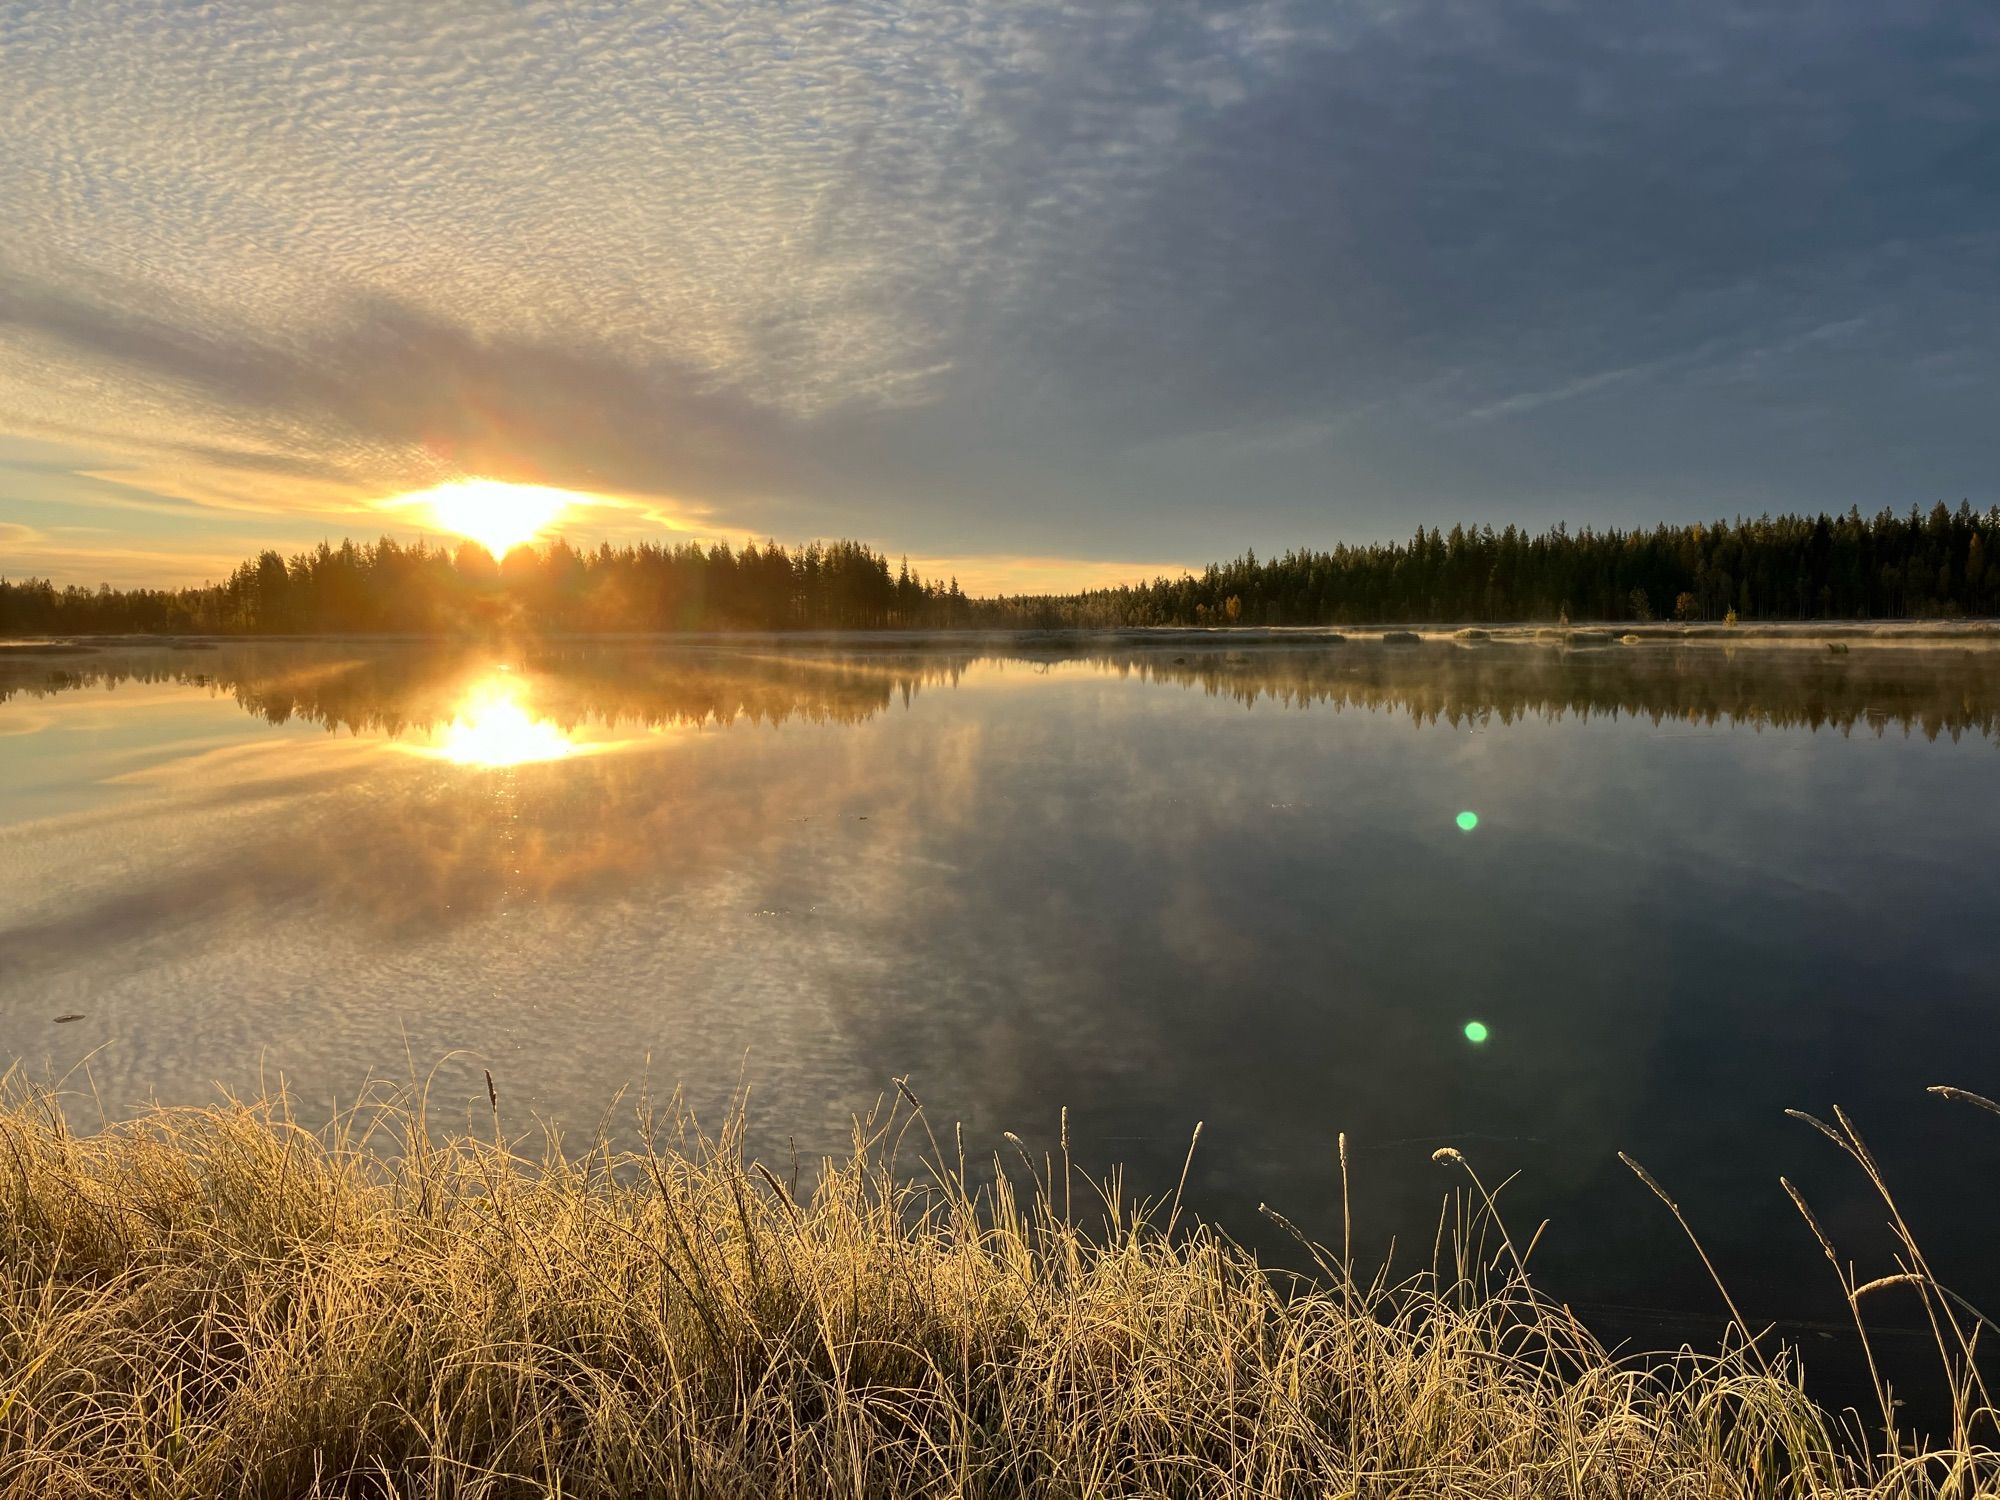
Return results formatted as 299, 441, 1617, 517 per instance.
4, 635, 1999, 1401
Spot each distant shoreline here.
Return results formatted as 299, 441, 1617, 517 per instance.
6, 618, 2000, 653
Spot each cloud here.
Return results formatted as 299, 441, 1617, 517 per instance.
0, 273, 809, 505
0, 534, 250, 586
0, 0, 1996, 584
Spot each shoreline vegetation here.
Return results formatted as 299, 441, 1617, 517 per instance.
0, 1079, 1993, 1497
9, 619, 2000, 651
5, 504, 2000, 637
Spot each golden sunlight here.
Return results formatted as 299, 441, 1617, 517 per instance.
433, 676, 574, 767
397, 479, 578, 558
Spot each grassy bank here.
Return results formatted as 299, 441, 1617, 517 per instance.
0, 1079, 1991, 1498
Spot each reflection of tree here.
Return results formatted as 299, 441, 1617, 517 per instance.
0, 644, 977, 734
5, 639, 2000, 742
1073, 644, 2000, 742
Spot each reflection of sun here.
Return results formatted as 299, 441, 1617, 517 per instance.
434, 676, 574, 767
391, 478, 580, 558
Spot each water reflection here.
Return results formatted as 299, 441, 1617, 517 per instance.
2, 635, 1999, 1414
7, 637, 2000, 741
424, 673, 577, 767
397, 668, 661, 769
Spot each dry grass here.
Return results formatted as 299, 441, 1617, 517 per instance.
0, 1074, 1991, 1499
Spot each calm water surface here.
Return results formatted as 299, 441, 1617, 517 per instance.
3, 636, 1999, 1393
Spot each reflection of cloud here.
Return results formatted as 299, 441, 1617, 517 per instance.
0, 709, 55, 736
97, 735, 384, 792
0, 671, 959, 968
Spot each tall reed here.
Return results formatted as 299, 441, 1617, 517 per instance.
0, 1072, 1989, 1498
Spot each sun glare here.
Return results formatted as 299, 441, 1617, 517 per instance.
399, 479, 576, 558
434, 676, 574, 768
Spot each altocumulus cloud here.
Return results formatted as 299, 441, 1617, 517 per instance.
0, 0, 1996, 583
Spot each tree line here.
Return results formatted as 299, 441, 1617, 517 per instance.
987, 503, 2000, 628
2, 502, 1996, 635
0, 536, 971, 635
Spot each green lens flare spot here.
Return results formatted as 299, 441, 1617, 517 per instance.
1463, 1020, 1490, 1044
1455, 810, 1479, 832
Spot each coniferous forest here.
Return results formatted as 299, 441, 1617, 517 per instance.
1, 537, 971, 635
1004, 502, 2000, 628
3, 502, 1997, 636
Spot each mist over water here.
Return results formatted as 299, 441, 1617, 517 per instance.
4, 636, 1999, 1400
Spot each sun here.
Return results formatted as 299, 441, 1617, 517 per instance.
394, 479, 578, 558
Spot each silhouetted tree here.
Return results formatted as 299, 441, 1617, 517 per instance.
6, 502, 2000, 635
982, 503, 2000, 628
2, 536, 967, 636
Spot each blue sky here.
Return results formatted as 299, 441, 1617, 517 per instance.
2, 0, 1996, 589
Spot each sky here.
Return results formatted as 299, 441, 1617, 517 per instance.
2, 0, 1996, 592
